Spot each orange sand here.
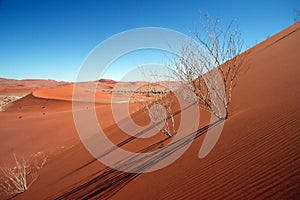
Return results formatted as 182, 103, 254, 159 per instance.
0, 23, 299, 199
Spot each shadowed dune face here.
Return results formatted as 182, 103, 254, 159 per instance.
0, 23, 299, 199
109, 22, 300, 200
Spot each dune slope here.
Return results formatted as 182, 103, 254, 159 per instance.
111, 22, 300, 200
0, 22, 299, 199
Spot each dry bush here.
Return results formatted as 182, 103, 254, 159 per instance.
0, 152, 47, 196
170, 14, 247, 119
294, 9, 300, 22
135, 83, 175, 137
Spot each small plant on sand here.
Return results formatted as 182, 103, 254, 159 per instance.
135, 83, 175, 137
0, 152, 47, 196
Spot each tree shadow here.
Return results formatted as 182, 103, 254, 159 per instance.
54, 118, 222, 200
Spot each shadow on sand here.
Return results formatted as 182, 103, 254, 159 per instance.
54, 117, 222, 200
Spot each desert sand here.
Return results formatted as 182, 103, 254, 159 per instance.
0, 22, 299, 199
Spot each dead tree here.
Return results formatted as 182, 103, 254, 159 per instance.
171, 14, 246, 119
0, 152, 47, 196
294, 9, 300, 22
135, 83, 175, 137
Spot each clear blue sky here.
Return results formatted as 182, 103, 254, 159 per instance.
0, 0, 299, 81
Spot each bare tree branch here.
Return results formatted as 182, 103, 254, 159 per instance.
0, 152, 47, 196
133, 79, 176, 138
170, 14, 247, 119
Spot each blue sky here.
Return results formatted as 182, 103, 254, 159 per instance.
0, 0, 299, 82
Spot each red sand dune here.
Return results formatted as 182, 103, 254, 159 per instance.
0, 78, 68, 95
0, 22, 299, 199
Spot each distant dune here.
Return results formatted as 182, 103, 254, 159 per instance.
0, 78, 69, 95
98, 78, 117, 84
0, 22, 299, 199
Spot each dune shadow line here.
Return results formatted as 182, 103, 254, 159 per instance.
54, 119, 222, 200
